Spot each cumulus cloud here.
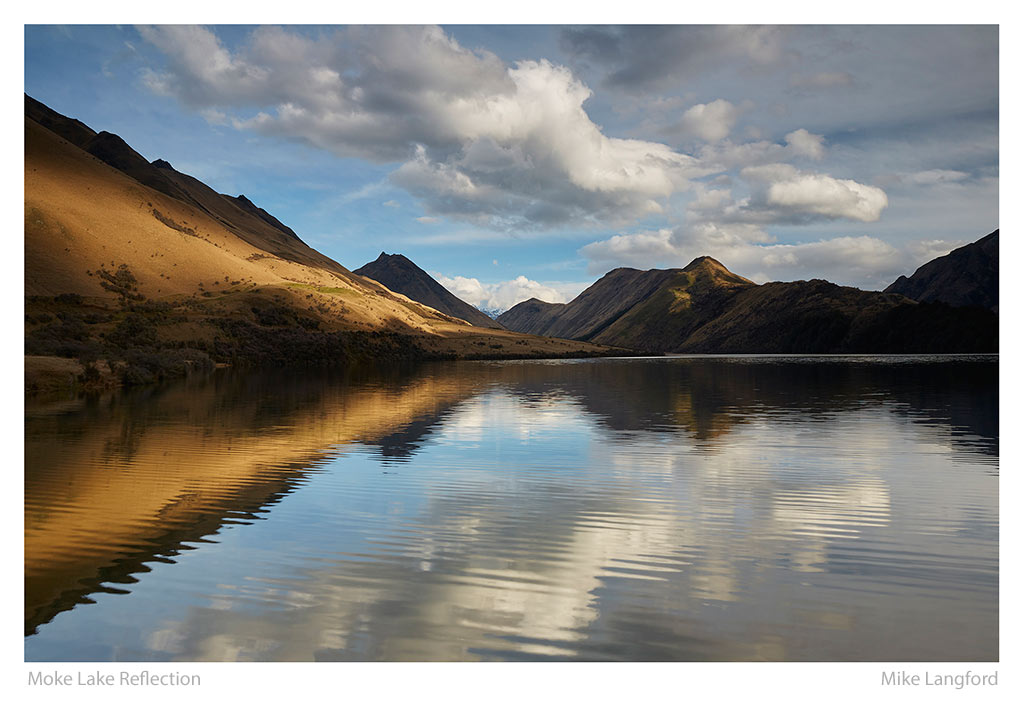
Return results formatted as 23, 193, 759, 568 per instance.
695, 129, 827, 172
784, 129, 825, 160
763, 173, 887, 222
139, 25, 708, 230
677, 100, 739, 142
137, 25, 896, 236
576, 229, 679, 270
738, 164, 888, 223
433, 273, 589, 312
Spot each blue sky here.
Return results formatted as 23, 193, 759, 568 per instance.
24, 24, 998, 311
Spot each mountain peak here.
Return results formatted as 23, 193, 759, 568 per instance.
376, 252, 412, 264
682, 256, 755, 286
151, 158, 174, 170
683, 256, 726, 272
354, 253, 505, 330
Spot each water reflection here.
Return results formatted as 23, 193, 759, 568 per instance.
25, 356, 997, 661
24, 365, 487, 635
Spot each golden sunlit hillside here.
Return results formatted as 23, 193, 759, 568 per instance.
24, 98, 617, 393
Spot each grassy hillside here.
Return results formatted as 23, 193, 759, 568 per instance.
592, 258, 755, 350
24, 99, 617, 393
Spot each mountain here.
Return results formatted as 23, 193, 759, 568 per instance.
354, 252, 504, 330
674, 278, 996, 354
24, 95, 615, 392
499, 256, 998, 354
498, 257, 755, 345
884, 231, 998, 312
496, 297, 567, 336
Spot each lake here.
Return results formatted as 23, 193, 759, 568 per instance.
24, 355, 998, 661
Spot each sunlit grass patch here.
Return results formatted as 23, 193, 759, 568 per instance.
284, 282, 361, 297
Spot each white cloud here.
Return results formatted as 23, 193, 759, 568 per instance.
433, 273, 589, 312
906, 238, 965, 266
139, 25, 708, 230
678, 99, 738, 143
388, 59, 706, 229
764, 174, 887, 222
696, 129, 826, 173
415, 216, 440, 224
739, 164, 888, 223
784, 129, 825, 160
577, 229, 678, 270
138, 25, 902, 238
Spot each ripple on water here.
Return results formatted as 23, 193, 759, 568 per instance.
25, 357, 997, 661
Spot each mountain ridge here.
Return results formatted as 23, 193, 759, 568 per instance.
499, 247, 997, 354
354, 252, 504, 330
884, 230, 998, 312
24, 94, 618, 392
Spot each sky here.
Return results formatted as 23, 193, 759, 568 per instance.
24, 24, 999, 312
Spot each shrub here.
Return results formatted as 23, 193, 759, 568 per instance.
98, 264, 144, 301
107, 313, 158, 348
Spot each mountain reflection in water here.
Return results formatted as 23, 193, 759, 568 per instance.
24, 356, 997, 661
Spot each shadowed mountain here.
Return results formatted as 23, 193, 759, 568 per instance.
673, 279, 997, 353
355, 252, 505, 329
499, 257, 753, 343
500, 256, 997, 354
885, 230, 998, 312
496, 297, 566, 336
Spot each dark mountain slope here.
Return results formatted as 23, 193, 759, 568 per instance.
499, 257, 755, 344
500, 256, 997, 354
678, 279, 996, 353
24, 94, 97, 146
495, 298, 566, 336
354, 253, 504, 329
590, 257, 757, 350
885, 230, 998, 312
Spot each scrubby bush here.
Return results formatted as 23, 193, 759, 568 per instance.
119, 347, 215, 386
98, 264, 144, 301
107, 313, 158, 348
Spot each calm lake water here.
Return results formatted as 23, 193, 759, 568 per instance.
24, 355, 998, 661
